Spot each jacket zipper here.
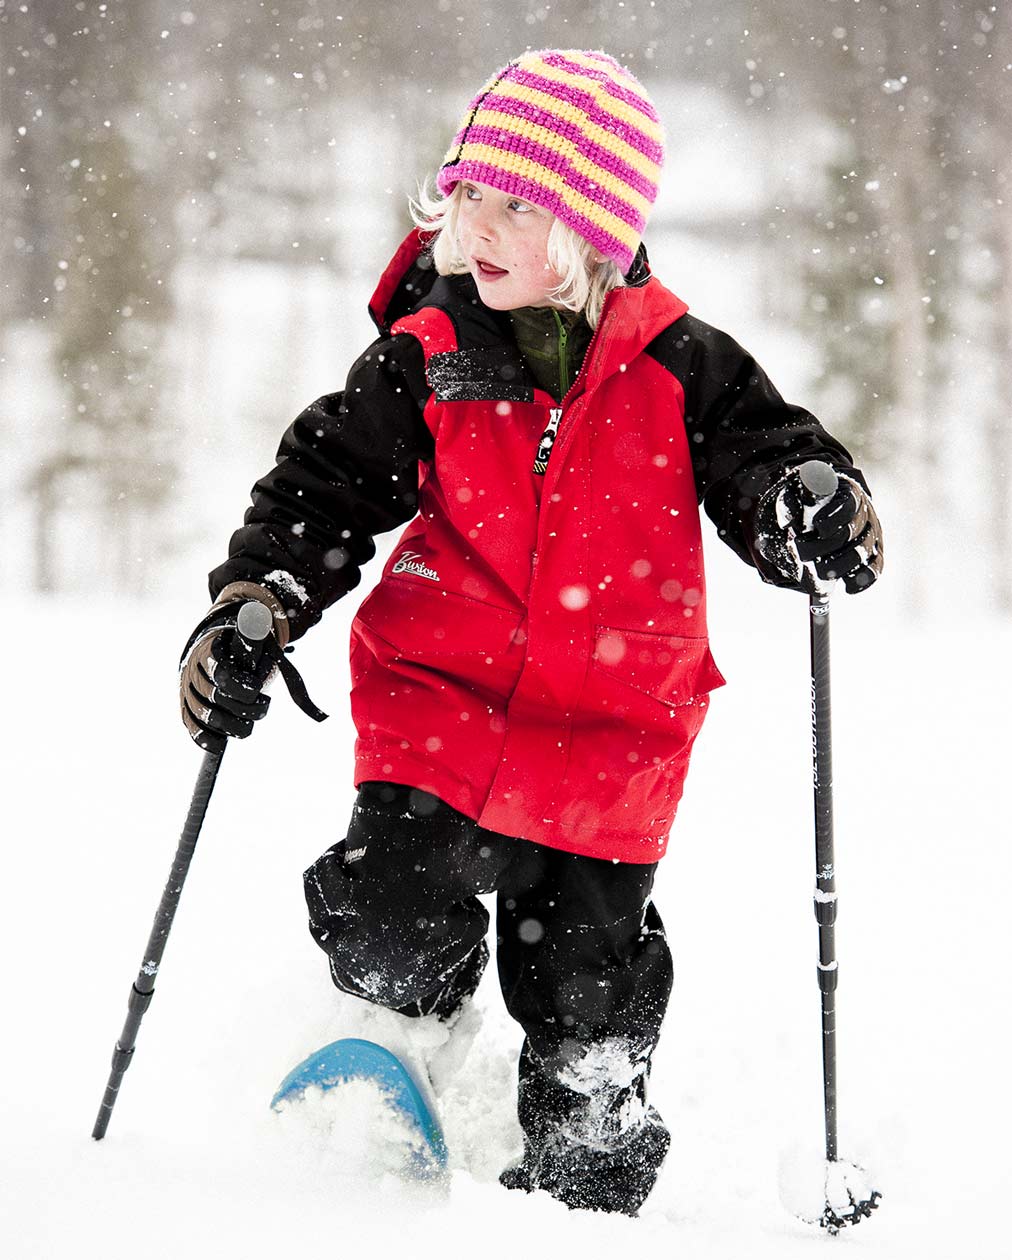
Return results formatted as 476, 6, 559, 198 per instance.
532, 310, 569, 476
533, 406, 562, 475
532, 309, 604, 476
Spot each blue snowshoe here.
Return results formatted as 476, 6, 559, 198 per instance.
271, 1038, 448, 1180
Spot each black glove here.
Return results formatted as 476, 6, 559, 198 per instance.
179, 583, 287, 754
752, 469, 884, 595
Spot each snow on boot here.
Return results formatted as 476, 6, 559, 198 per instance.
352, 994, 483, 1100
421, 998, 483, 1097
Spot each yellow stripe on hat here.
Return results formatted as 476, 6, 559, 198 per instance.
472, 108, 655, 220
524, 54, 665, 146
489, 79, 663, 183
448, 141, 643, 251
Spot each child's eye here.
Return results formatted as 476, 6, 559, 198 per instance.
508, 199, 532, 213
463, 185, 481, 201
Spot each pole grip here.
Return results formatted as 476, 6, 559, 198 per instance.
798, 459, 839, 505
233, 597, 276, 673
236, 598, 274, 646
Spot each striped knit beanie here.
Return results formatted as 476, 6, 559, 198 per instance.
436, 49, 664, 275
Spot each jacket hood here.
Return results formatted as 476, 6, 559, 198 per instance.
368, 228, 441, 333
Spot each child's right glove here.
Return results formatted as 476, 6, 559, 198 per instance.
750, 468, 884, 595
179, 582, 290, 755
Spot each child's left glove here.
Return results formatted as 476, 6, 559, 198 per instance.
750, 468, 884, 595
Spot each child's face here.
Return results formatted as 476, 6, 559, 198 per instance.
455, 181, 564, 311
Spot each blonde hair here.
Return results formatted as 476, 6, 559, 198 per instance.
408, 179, 625, 330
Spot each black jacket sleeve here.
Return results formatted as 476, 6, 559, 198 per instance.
209, 332, 434, 640
648, 314, 867, 574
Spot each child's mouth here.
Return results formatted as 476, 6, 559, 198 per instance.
475, 258, 509, 279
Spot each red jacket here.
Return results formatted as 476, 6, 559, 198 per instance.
349, 233, 724, 863
211, 230, 860, 863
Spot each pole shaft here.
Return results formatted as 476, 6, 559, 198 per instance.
810, 595, 838, 1163
92, 748, 225, 1140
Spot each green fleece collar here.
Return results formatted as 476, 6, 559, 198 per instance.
508, 305, 593, 402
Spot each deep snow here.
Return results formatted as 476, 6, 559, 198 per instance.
3, 533, 1009, 1259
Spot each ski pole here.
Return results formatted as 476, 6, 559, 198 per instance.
802, 460, 840, 1163
796, 459, 880, 1231
91, 599, 275, 1141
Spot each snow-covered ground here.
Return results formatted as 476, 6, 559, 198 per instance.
4, 531, 1009, 1258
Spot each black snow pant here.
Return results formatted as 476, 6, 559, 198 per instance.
303, 781, 674, 1215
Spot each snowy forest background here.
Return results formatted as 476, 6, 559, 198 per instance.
2, 0, 1009, 614
3, 4, 1011, 1258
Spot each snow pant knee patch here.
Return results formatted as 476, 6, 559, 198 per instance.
303, 785, 505, 1015
304, 839, 490, 1010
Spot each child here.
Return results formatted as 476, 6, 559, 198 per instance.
179, 50, 883, 1215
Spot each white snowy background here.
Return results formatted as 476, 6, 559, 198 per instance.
2, 2, 1010, 1257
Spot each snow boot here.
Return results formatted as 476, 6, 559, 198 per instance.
500, 1112, 670, 1215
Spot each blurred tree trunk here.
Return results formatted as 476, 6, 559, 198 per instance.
993, 205, 1012, 613
983, 10, 1012, 613
5, 2, 176, 594
881, 6, 938, 615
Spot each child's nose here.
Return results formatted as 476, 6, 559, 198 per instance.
472, 206, 498, 242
